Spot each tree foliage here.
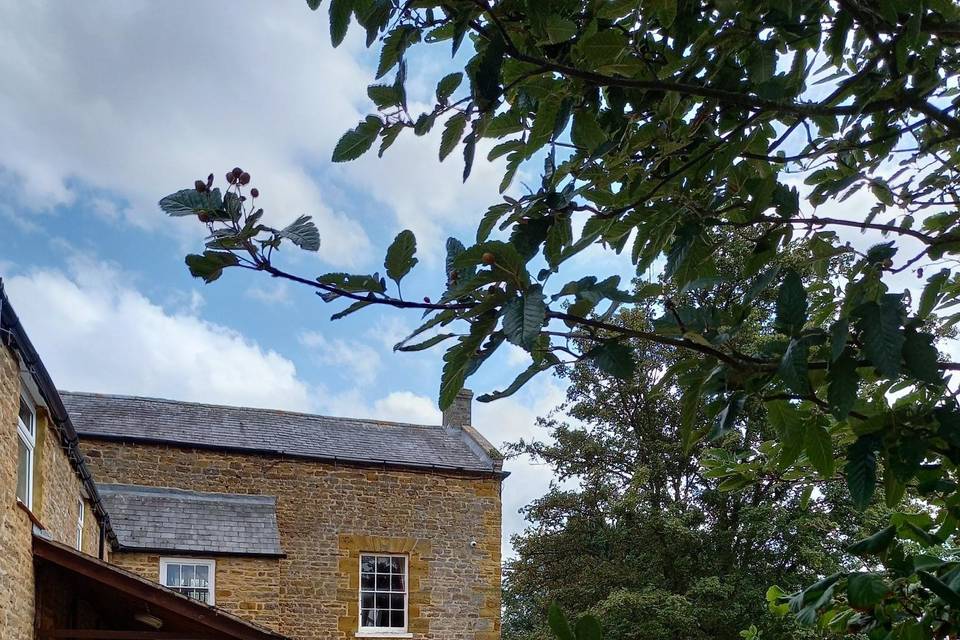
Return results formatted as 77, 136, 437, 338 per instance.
161, 1, 960, 637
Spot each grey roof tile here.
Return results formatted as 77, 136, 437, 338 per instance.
99, 484, 283, 556
61, 391, 496, 472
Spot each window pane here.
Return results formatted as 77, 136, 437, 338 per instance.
361, 573, 375, 589
390, 594, 404, 609
376, 574, 390, 590
376, 610, 390, 627
361, 609, 375, 627
376, 557, 391, 573
181, 564, 195, 587
16, 438, 29, 503
361, 556, 376, 572
166, 564, 180, 587
391, 574, 405, 592
195, 564, 209, 586
361, 593, 375, 609
390, 557, 404, 573
18, 398, 33, 434
375, 593, 390, 609
390, 610, 405, 628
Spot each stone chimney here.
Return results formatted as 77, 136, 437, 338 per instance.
442, 388, 473, 428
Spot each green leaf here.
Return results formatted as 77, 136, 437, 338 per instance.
329, 0, 353, 46
575, 29, 627, 65
804, 420, 835, 477
767, 400, 805, 469
847, 573, 889, 609
440, 113, 468, 162
827, 353, 860, 420
902, 329, 941, 384
439, 313, 497, 410
330, 300, 372, 321
829, 318, 849, 362
502, 286, 546, 350
574, 615, 603, 640
548, 603, 575, 640
571, 109, 607, 153
542, 15, 577, 43
679, 381, 703, 453
376, 25, 420, 79
332, 116, 383, 162
918, 268, 949, 319
586, 341, 636, 378
711, 392, 746, 440
856, 295, 905, 378
184, 251, 239, 283
527, 98, 561, 157
277, 215, 321, 251
918, 571, 960, 607
469, 36, 504, 105
159, 188, 223, 217
367, 84, 402, 108
775, 270, 807, 336
306, 0, 321, 9
778, 338, 810, 395
847, 525, 896, 555
395, 333, 455, 352
436, 72, 463, 104
477, 354, 560, 402
384, 229, 418, 284
846, 437, 877, 510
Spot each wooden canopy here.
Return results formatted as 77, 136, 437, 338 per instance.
33, 534, 287, 640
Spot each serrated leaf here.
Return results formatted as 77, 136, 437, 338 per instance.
775, 270, 807, 336
847, 525, 896, 555
527, 98, 561, 157
542, 15, 577, 43
440, 113, 467, 161
477, 354, 560, 402
680, 381, 703, 453
396, 333, 455, 352
439, 314, 497, 410
376, 25, 419, 79
331, 299, 372, 320
185, 251, 239, 283
847, 573, 889, 609
903, 329, 942, 384
846, 437, 877, 510
587, 340, 635, 378
306, 0, 321, 9
332, 116, 382, 162
804, 420, 835, 477
827, 353, 860, 420
918, 571, 960, 607
830, 318, 849, 362
919, 268, 949, 320
384, 229, 418, 284
767, 400, 804, 469
711, 392, 746, 440
277, 215, 321, 251
367, 83, 402, 108
778, 338, 810, 394
571, 109, 607, 152
502, 286, 546, 349
159, 188, 223, 217
856, 295, 904, 378
575, 29, 627, 65
436, 72, 463, 104
329, 0, 353, 46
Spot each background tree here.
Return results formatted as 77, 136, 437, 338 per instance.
161, 1, 960, 637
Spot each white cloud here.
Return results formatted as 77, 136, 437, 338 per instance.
0, 0, 371, 265
372, 391, 442, 424
3, 255, 315, 411
246, 281, 292, 306
299, 330, 382, 384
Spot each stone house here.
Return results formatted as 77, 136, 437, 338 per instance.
0, 279, 505, 640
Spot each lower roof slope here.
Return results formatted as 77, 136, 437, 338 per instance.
61, 391, 499, 474
100, 484, 283, 556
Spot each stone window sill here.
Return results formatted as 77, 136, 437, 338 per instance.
355, 633, 413, 638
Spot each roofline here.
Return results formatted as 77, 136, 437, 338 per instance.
78, 432, 510, 479
0, 280, 119, 549
99, 483, 279, 505
60, 389, 451, 432
112, 545, 287, 559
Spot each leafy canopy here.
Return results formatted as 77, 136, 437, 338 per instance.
160, 1, 960, 637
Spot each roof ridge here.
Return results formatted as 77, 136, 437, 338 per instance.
98, 483, 276, 504
59, 389, 444, 431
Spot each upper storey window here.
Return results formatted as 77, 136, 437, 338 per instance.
16, 393, 35, 509
160, 558, 216, 605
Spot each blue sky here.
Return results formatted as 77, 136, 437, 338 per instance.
0, 0, 583, 559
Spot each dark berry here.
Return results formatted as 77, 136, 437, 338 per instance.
250, 188, 259, 198
226, 172, 236, 184
231, 167, 243, 179
194, 180, 207, 193
423, 297, 431, 303
239, 172, 251, 185
206, 173, 214, 188
481, 252, 496, 265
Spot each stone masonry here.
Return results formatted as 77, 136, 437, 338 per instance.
81, 438, 503, 640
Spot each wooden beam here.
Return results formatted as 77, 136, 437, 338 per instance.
43, 632, 213, 639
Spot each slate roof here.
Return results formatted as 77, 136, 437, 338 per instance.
61, 391, 499, 473
99, 484, 283, 556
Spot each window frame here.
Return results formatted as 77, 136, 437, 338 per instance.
75, 498, 85, 551
357, 552, 409, 637
16, 391, 36, 510
159, 557, 216, 605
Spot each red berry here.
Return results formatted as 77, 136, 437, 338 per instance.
239, 172, 251, 185
250, 188, 259, 198
423, 296, 431, 303
481, 252, 496, 265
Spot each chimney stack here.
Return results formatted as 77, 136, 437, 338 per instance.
442, 388, 473, 428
